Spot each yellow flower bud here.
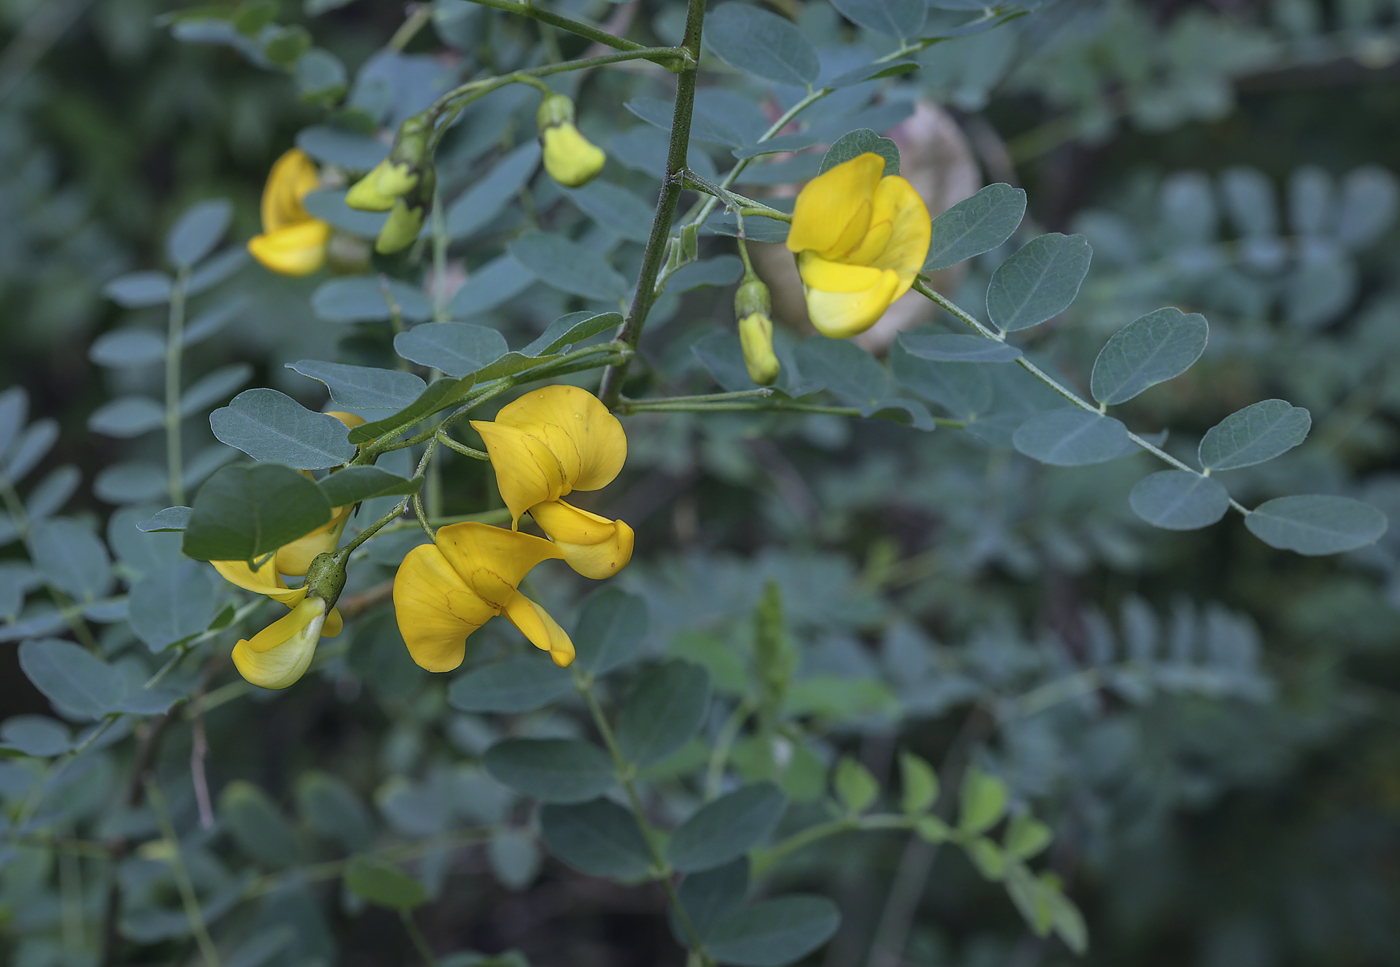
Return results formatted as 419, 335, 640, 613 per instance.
375, 197, 425, 255
739, 312, 780, 386
537, 94, 604, 188
345, 160, 399, 212
247, 148, 332, 277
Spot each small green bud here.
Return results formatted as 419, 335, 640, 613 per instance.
345, 159, 399, 212
537, 93, 605, 188
373, 160, 418, 198
536, 92, 576, 130
375, 198, 425, 254
303, 551, 347, 609
735, 275, 772, 318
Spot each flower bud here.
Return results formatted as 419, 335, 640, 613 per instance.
735, 276, 779, 385
739, 312, 780, 386
302, 551, 347, 610
374, 167, 435, 255
537, 94, 605, 188
346, 159, 411, 212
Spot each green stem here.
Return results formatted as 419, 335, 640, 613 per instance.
576, 676, 714, 965
461, 0, 649, 53
618, 395, 965, 425
597, 0, 708, 408
400, 910, 440, 967
387, 3, 434, 52
704, 699, 753, 799
750, 814, 914, 878
435, 431, 490, 460
165, 269, 188, 505
910, 277, 1251, 516
146, 779, 222, 967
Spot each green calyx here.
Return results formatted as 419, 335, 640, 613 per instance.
536, 92, 576, 131
734, 275, 772, 318
303, 551, 347, 609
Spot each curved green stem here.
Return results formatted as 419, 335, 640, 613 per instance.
751, 814, 915, 877
461, 0, 649, 53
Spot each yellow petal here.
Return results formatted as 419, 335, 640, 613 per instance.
541, 124, 605, 188
211, 558, 306, 607
803, 267, 902, 339
785, 153, 885, 258
470, 421, 569, 521
323, 607, 343, 638
325, 411, 368, 429
433, 522, 564, 610
275, 504, 351, 577
392, 542, 495, 673
261, 148, 321, 233
493, 385, 626, 494
797, 251, 889, 293
529, 499, 635, 579
248, 221, 331, 277
231, 598, 326, 689
501, 590, 576, 667
867, 175, 931, 283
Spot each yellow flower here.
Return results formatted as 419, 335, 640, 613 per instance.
739, 312, 780, 386
232, 597, 330, 689
469, 385, 633, 578
211, 554, 345, 637
247, 148, 332, 277
537, 94, 605, 188
393, 522, 574, 671
784, 153, 931, 339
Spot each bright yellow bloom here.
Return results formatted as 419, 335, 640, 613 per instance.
232, 597, 329, 689
247, 148, 332, 277
211, 555, 345, 637
393, 522, 574, 671
470, 385, 632, 578
785, 153, 931, 339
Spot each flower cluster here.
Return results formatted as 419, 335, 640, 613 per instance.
395, 385, 632, 671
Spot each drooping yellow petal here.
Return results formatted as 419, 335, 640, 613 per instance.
392, 542, 496, 672
785, 153, 885, 258
231, 597, 326, 689
528, 499, 634, 580
323, 607, 343, 638
469, 422, 569, 522
434, 523, 564, 609
492, 386, 626, 494
211, 558, 306, 607
248, 221, 331, 277
261, 148, 321, 233
501, 590, 575, 667
797, 252, 890, 293
802, 268, 903, 340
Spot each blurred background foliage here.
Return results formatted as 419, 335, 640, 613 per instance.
2, 0, 1400, 965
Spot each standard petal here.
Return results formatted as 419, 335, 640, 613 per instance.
248, 221, 331, 277
493, 386, 626, 494
529, 499, 634, 579
433, 522, 564, 610
211, 558, 305, 607
261, 148, 320, 232
803, 268, 902, 339
501, 590, 576, 667
785, 153, 884, 258
868, 175, 932, 284
393, 542, 495, 672
471, 420, 569, 521
232, 598, 326, 689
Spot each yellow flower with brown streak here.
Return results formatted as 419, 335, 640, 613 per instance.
784, 152, 931, 339
393, 522, 574, 671
470, 385, 633, 580
247, 148, 332, 277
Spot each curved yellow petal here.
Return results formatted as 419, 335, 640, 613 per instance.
797, 251, 889, 293
529, 499, 634, 579
433, 522, 564, 610
501, 590, 576, 667
392, 542, 495, 673
325, 411, 368, 430
323, 607, 343, 638
248, 221, 330, 277
785, 153, 885, 258
541, 124, 606, 188
867, 175, 931, 284
231, 597, 326, 689
212, 558, 306, 607
494, 386, 626, 494
470, 421, 569, 521
803, 268, 903, 339
261, 148, 321, 233
276, 504, 351, 577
